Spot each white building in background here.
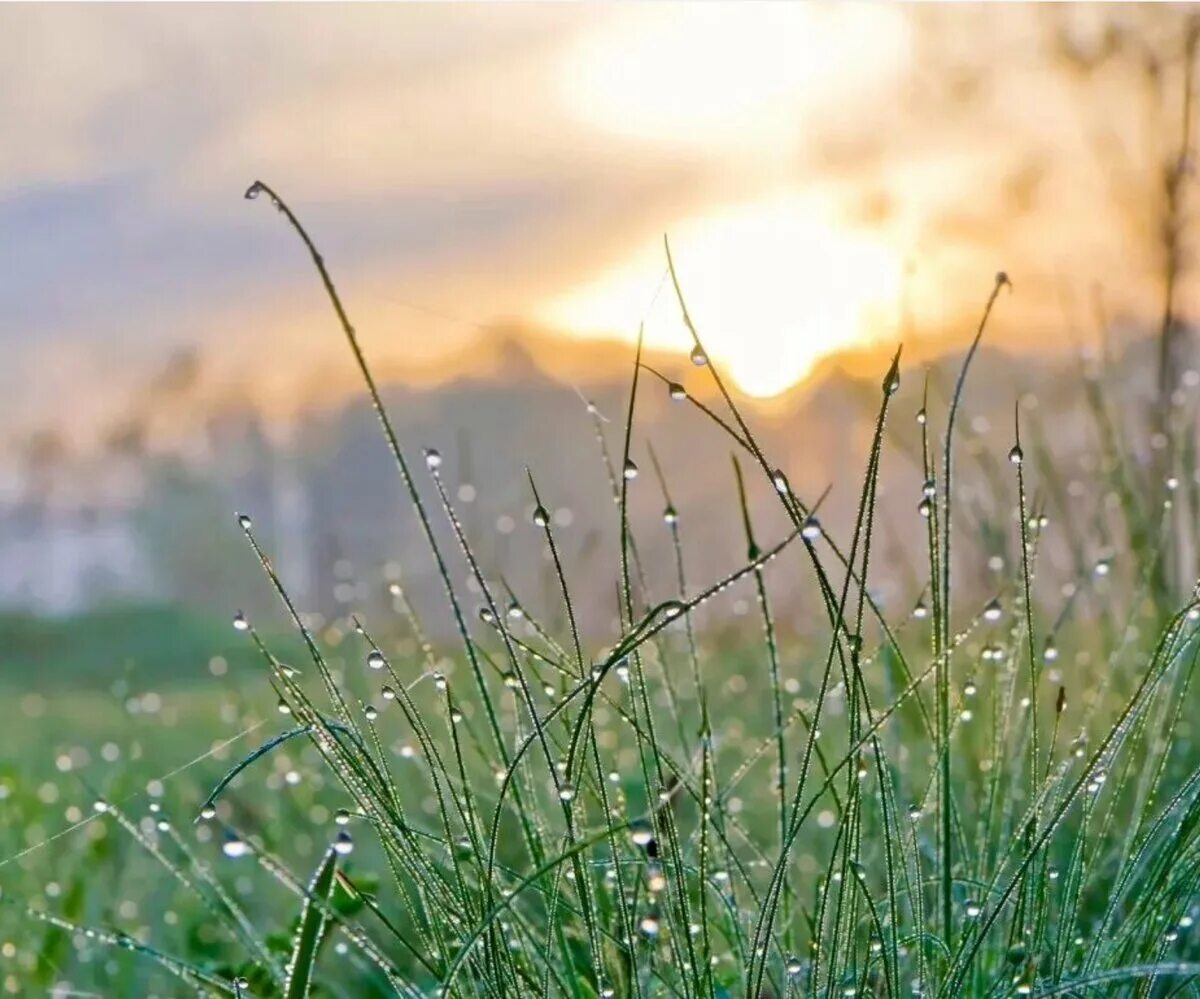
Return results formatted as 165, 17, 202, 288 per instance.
0, 505, 151, 614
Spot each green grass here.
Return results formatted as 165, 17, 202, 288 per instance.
3, 182, 1200, 997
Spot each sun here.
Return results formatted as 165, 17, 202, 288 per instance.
540, 194, 905, 398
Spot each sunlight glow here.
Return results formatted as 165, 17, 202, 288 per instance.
541, 195, 905, 398
560, 5, 908, 151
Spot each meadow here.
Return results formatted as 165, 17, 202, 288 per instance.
2, 181, 1199, 998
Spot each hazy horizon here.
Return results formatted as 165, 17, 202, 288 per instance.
3, 3, 1196, 460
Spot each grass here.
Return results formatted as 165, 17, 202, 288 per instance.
2, 180, 1200, 997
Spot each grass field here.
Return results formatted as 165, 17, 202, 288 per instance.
2, 184, 1200, 998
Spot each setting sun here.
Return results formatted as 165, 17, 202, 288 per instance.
540, 194, 905, 397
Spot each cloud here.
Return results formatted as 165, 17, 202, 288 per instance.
0, 4, 1195, 448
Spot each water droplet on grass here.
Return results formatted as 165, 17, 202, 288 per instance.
222, 835, 251, 859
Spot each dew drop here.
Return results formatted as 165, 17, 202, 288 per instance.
786, 956, 803, 976
236, 512, 252, 530
532, 505, 550, 527
983, 599, 1003, 622
1008, 444, 1024, 465
668, 382, 687, 401
222, 835, 251, 859
917, 498, 932, 519
423, 448, 443, 471
232, 611, 249, 632
622, 458, 639, 480
689, 345, 708, 367
557, 784, 576, 802
364, 705, 378, 722
801, 516, 822, 541
913, 601, 929, 619
333, 830, 354, 855
663, 505, 678, 525
367, 649, 385, 670
639, 915, 661, 936
381, 685, 395, 701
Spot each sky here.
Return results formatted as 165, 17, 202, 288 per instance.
1, 3, 1195, 450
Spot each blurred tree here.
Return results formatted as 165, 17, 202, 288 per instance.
1046, 6, 1200, 419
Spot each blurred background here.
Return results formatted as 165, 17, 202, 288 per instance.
4, 7, 1200, 994
0, 2, 1197, 649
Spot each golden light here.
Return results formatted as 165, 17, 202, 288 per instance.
559, 5, 909, 152
540, 194, 905, 398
